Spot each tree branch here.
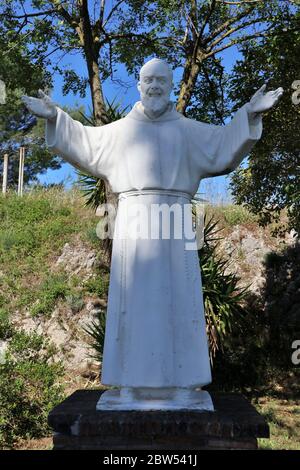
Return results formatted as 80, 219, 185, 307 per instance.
198, 0, 217, 40
95, 0, 127, 40
100, 0, 105, 26
2, 9, 56, 19
202, 61, 226, 124
206, 17, 267, 51
103, 0, 126, 27
48, 0, 78, 28
216, 1, 263, 4
41, 45, 64, 60
203, 4, 258, 45
108, 32, 172, 43
205, 26, 298, 58
190, 0, 199, 41
192, 0, 219, 63
10, 17, 28, 41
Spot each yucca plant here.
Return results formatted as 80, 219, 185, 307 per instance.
82, 310, 106, 363
199, 214, 250, 363
76, 173, 106, 212
78, 98, 130, 127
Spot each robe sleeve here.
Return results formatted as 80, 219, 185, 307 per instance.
187, 103, 262, 178
45, 107, 113, 179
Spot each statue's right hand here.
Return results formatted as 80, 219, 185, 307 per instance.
21, 89, 57, 121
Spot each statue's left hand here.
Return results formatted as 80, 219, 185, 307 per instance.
248, 84, 284, 114
21, 89, 57, 121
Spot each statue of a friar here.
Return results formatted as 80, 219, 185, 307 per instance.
22, 58, 283, 411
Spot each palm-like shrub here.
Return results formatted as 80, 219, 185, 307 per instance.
83, 310, 106, 363
199, 215, 249, 362
77, 173, 106, 212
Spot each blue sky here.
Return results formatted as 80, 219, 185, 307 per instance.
36, 14, 244, 205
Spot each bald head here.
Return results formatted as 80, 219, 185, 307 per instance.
139, 58, 173, 82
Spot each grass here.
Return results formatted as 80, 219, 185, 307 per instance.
255, 397, 300, 450
205, 203, 258, 227
0, 187, 108, 448
0, 187, 103, 322
1, 188, 299, 449
83, 274, 110, 298
0, 308, 13, 340
29, 272, 71, 317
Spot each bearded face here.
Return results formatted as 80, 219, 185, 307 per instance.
140, 91, 170, 115
138, 61, 173, 118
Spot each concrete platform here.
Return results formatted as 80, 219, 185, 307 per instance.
48, 390, 269, 450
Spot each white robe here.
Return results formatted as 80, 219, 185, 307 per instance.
46, 102, 262, 389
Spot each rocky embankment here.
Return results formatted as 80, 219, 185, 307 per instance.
9, 222, 300, 378
11, 240, 107, 378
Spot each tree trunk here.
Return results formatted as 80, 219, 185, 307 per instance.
177, 53, 206, 114
86, 54, 109, 126
75, 2, 118, 259
176, 57, 200, 114
86, 54, 118, 258
77, 0, 109, 125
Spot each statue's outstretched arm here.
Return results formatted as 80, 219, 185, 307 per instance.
246, 84, 284, 122
22, 90, 109, 179
21, 89, 57, 122
195, 84, 284, 179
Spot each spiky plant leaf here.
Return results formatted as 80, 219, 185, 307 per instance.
82, 310, 106, 363
199, 213, 250, 363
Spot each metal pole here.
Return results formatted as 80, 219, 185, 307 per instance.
18, 148, 22, 196
18, 147, 25, 196
21, 147, 25, 196
2, 153, 8, 195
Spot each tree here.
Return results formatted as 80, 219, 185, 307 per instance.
1, 0, 298, 252
0, 15, 62, 187
1, 1, 297, 189
116, 0, 297, 114
228, 13, 300, 233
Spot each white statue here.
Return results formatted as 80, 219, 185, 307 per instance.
22, 59, 283, 411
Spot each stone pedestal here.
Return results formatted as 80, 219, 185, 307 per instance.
97, 387, 214, 411
48, 390, 269, 450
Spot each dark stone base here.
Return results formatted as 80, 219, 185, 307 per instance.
48, 390, 269, 450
